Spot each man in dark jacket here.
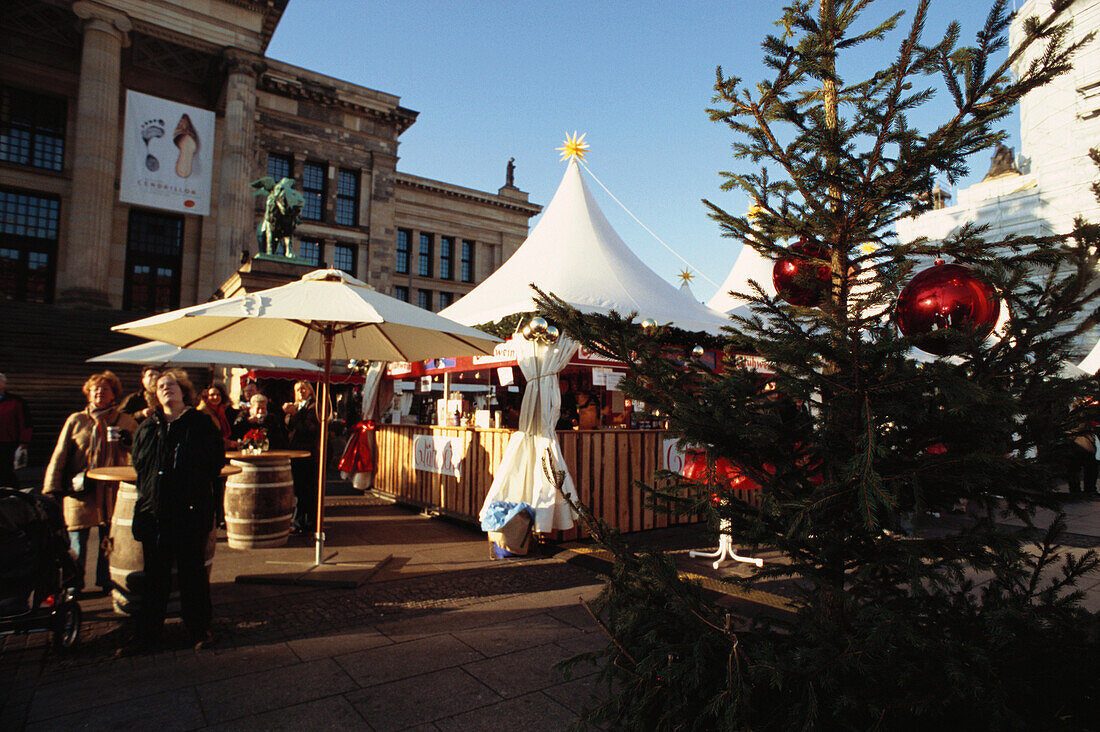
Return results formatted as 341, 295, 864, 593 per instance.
130, 369, 225, 651
231, 393, 287, 449
283, 381, 320, 535
0, 373, 32, 489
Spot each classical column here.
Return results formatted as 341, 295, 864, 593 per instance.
213, 48, 262, 287
58, 2, 131, 307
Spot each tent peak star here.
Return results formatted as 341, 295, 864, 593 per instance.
557, 131, 589, 162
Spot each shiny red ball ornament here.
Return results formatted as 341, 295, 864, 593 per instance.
895, 261, 999, 355
773, 239, 832, 307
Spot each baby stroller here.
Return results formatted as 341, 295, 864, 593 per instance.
0, 488, 82, 651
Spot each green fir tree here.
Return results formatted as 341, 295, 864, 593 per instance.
538, 1, 1100, 728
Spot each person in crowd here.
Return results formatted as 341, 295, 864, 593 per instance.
121, 367, 160, 422
234, 380, 259, 420
1066, 397, 1099, 495
232, 393, 287, 448
43, 371, 138, 594
198, 383, 236, 448
575, 388, 601, 430
283, 381, 320, 535
130, 369, 225, 651
198, 382, 235, 528
0, 372, 32, 489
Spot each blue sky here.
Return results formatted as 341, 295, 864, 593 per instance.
267, 1, 1026, 302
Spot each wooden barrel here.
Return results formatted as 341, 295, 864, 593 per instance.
108, 482, 216, 616
224, 456, 295, 549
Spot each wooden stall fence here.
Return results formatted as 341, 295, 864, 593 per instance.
372, 425, 713, 538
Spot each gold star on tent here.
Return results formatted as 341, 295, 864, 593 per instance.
678, 268, 695, 284
557, 131, 589, 162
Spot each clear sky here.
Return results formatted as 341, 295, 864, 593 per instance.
266, 1, 1028, 303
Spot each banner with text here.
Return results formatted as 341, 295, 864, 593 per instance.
120, 90, 215, 215
413, 435, 464, 479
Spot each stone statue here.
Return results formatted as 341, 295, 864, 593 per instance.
251, 176, 304, 258
983, 143, 1019, 180
506, 157, 515, 188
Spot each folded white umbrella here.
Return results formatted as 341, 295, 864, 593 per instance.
88, 340, 322, 372
114, 269, 501, 564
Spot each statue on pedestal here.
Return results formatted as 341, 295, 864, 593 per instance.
250, 176, 304, 258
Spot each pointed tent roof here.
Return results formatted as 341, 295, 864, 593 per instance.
439, 159, 730, 334
706, 243, 777, 315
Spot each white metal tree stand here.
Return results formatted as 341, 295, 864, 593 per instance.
689, 516, 763, 569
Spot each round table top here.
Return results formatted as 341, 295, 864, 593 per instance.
225, 449, 311, 460
86, 464, 242, 482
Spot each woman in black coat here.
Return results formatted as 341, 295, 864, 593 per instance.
283, 380, 320, 535
130, 368, 225, 651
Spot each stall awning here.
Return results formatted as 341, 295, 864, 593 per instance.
246, 368, 365, 384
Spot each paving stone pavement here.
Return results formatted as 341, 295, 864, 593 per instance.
0, 496, 612, 731
4, 490, 1099, 730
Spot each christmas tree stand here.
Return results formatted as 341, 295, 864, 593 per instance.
690, 518, 763, 569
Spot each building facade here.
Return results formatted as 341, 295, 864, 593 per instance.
1, 0, 540, 313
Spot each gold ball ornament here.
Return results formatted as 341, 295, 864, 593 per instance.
521, 324, 533, 339
529, 316, 548, 334
641, 318, 657, 335
545, 325, 560, 343
692, 345, 705, 359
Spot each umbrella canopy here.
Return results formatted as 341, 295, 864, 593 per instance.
113, 269, 500, 363
114, 269, 501, 564
87, 340, 322, 372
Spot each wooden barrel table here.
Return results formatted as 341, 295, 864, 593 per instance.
89, 465, 240, 616
223, 450, 309, 549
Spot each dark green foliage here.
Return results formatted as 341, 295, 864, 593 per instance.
543, 2, 1100, 729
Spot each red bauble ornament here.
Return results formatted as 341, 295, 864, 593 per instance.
895, 261, 999, 355
773, 239, 832, 307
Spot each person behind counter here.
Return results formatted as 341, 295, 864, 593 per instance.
575, 388, 601, 430
130, 368, 225, 652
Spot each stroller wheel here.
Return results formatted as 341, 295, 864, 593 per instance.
52, 602, 81, 651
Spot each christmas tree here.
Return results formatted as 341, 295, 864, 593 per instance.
538, 1, 1100, 728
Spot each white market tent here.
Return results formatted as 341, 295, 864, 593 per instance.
439, 158, 730, 334
706, 243, 776, 315
439, 154, 729, 534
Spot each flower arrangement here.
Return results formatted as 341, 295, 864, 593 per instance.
241, 428, 269, 455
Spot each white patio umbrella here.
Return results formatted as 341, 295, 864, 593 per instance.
113, 269, 501, 564
87, 340, 322, 372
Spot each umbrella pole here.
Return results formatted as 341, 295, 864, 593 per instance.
315, 326, 333, 565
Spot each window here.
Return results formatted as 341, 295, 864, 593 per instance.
394, 285, 409, 302
438, 291, 453, 310
396, 229, 410, 274
335, 169, 359, 226
417, 289, 432, 311
1, 86, 66, 172
0, 189, 59, 302
440, 236, 454, 280
124, 209, 182, 312
333, 243, 355, 275
266, 152, 291, 182
298, 238, 322, 267
461, 239, 475, 282
301, 161, 325, 221
418, 233, 433, 277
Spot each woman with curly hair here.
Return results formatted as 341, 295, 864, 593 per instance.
44, 370, 138, 594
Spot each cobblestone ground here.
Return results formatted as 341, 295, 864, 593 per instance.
0, 553, 603, 728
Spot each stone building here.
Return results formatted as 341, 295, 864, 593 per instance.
1, 0, 540, 312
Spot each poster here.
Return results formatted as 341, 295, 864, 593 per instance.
119, 90, 216, 215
